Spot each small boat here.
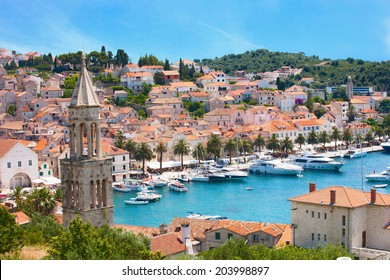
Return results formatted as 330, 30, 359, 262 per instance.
124, 198, 149, 205
373, 184, 387, 188
246, 187, 253, 190
136, 190, 162, 202
149, 179, 168, 187
178, 174, 190, 182
168, 180, 188, 192
112, 182, 132, 193
344, 148, 367, 159
365, 167, 390, 182
297, 173, 304, 178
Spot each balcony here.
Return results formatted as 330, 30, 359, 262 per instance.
351, 247, 390, 260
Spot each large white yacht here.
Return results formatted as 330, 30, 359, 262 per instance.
249, 158, 303, 175
289, 152, 344, 171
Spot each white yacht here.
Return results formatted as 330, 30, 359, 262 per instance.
344, 148, 367, 159
380, 140, 390, 153
213, 166, 248, 180
365, 167, 390, 182
249, 158, 303, 175
289, 152, 344, 171
168, 180, 188, 192
136, 190, 162, 202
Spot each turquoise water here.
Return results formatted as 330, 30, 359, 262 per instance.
113, 152, 390, 227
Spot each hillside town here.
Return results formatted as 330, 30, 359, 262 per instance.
1, 47, 390, 260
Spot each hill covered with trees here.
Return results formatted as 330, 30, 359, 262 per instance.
200, 49, 390, 91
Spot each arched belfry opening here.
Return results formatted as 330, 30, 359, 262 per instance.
61, 53, 113, 227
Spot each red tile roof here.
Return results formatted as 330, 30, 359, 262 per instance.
151, 232, 186, 256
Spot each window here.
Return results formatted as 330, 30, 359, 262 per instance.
112, 157, 115, 162
253, 234, 259, 242
318, 234, 321, 241
39, 171, 44, 176
324, 213, 327, 220
215, 232, 221, 240
311, 211, 314, 218
18, 161, 21, 167
43, 163, 47, 169
318, 212, 320, 219
7, 162, 11, 168
312, 233, 314, 241
324, 234, 327, 242
227, 233, 233, 239
123, 165, 126, 170
123, 156, 125, 161
306, 210, 309, 214
48, 171, 51, 175
29, 160, 32, 166
342, 215, 346, 226
113, 166, 116, 171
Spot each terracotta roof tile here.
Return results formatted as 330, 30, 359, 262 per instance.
151, 232, 186, 255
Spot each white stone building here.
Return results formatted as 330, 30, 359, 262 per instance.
0, 139, 39, 190
289, 183, 390, 259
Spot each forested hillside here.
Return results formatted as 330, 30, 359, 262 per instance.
201, 49, 390, 91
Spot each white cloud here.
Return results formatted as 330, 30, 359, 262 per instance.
197, 21, 264, 53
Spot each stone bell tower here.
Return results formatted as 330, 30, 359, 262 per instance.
346, 75, 353, 100
61, 53, 113, 227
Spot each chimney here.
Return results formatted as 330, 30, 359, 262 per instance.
309, 182, 316, 193
159, 224, 167, 235
330, 190, 336, 205
370, 188, 376, 204
180, 223, 190, 243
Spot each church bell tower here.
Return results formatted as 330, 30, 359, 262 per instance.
61, 53, 113, 227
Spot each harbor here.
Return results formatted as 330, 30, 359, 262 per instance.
113, 149, 390, 227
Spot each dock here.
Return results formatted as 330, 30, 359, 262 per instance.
321, 145, 384, 158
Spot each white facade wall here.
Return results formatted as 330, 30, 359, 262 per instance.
0, 142, 39, 189
112, 153, 130, 182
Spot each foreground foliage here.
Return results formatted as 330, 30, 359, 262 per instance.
199, 239, 354, 260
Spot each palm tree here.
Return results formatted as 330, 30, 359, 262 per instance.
266, 134, 280, 155
347, 102, 356, 122
156, 142, 167, 174
135, 143, 153, 172
295, 133, 306, 150
29, 188, 56, 215
318, 131, 330, 150
280, 136, 294, 157
207, 134, 222, 162
373, 126, 384, 141
114, 130, 126, 149
253, 134, 266, 152
240, 140, 253, 162
364, 131, 374, 146
54, 188, 62, 202
307, 130, 318, 146
342, 128, 353, 147
354, 134, 363, 146
330, 127, 342, 150
125, 139, 137, 170
192, 143, 207, 164
224, 139, 236, 164
173, 139, 190, 170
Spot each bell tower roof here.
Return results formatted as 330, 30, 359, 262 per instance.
69, 52, 100, 107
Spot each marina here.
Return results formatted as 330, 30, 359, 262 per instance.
113, 150, 390, 227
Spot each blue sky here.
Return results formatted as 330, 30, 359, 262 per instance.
1, 0, 389, 62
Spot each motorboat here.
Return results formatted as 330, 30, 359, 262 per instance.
112, 182, 132, 193
189, 171, 210, 182
249, 158, 303, 175
148, 179, 168, 188
124, 198, 149, 205
246, 187, 253, 191
289, 152, 344, 171
168, 180, 188, 192
177, 174, 191, 182
365, 167, 390, 182
122, 179, 146, 191
217, 167, 248, 180
380, 140, 390, 153
373, 184, 387, 188
344, 148, 367, 159
136, 190, 162, 202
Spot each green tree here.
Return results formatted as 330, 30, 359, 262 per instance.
22, 213, 63, 245
6, 105, 16, 116
135, 143, 153, 172
114, 130, 126, 149
164, 59, 170, 70
280, 136, 294, 156
364, 131, 374, 146
342, 128, 353, 147
295, 133, 306, 149
156, 142, 167, 174
154, 71, 165, 85
0, 207, 23, 254
347, 102, 356, 122
331, 127, 342, 150
266, 134, 280, 155
313, 107, 327, 119
207, 134, 223, 162
28, 188, 57, 216
192, 143, 207, 164
378, 99, 390, 114
125, 139, 137, 170
253, 134, 266, 152
224, 139, 237, 164
47, 217, 162, 260
64, 75, 78, 89
173, 139, 190, 170
307, 130, 318, 145
318, 131, 330, 149
239, 140, 253, 161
